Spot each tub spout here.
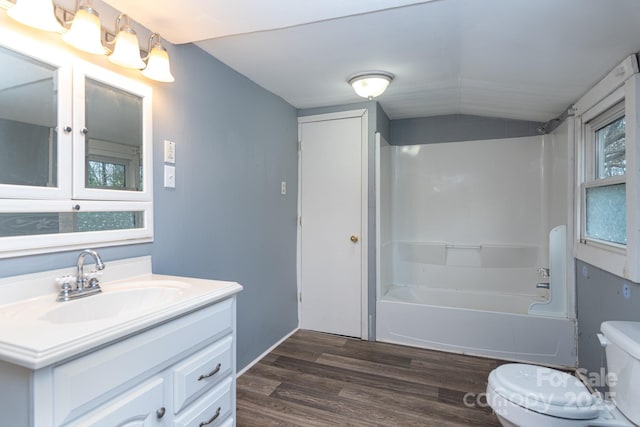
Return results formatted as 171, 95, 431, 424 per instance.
537, 267, 550, 278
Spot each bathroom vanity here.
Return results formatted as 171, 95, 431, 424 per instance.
0, 256, 242, 426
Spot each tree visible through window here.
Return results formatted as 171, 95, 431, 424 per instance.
88, 160, 126, 189
596, 116, 625, 178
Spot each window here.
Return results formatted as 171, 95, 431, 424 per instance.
0, 28, 153, 258
583, 103, 626, 246
575, 55, 640, 281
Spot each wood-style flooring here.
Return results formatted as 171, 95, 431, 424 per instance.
237, 330, 503, 426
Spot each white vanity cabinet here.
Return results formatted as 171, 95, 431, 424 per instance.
3, 296, 238, 427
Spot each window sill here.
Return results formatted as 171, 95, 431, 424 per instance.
576, 241, 627, 279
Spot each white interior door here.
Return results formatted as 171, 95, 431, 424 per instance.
299, 112, 365, 338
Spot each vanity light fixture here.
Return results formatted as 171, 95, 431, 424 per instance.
141, 33, 174, 83
3, 0, 175, 82
348, 71, 394, 99
61, 0, 105, 55
7, 0, 62, 32
108, 14, 145, 69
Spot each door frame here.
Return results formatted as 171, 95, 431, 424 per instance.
297, 109, 369, 339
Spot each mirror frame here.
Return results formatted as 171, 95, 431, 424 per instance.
0, 26, 73, 200
72, 61, 153, 201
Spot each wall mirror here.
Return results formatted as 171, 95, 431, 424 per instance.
72, 61, 152, 202
0, 44, 60, 189
85, 78, 143, 192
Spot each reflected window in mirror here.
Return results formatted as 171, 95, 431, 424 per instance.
84, 78, 143, 192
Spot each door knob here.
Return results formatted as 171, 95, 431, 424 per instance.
350, 235, 359, 243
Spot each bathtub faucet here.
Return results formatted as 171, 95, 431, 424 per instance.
537, 267, 550, 278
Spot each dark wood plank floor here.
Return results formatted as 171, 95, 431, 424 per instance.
237, 330, 503, 426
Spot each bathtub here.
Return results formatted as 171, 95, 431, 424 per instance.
375, 135, 576, 368
383, 285, 545, 314
376, 284, 577, 368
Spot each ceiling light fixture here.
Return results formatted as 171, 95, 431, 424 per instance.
348, 71, 394, 99
7, 0, 62, 32
108, 14, 145, 69
141, 33, 175, 83
62, 0, 105, 55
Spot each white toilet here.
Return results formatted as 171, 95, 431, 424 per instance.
486, 321, 640, 426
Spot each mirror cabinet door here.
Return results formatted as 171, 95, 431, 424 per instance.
0, 44, 72, 199
73, 63, 152, 201
85, 78, 143, 192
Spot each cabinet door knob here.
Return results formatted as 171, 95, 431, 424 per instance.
63, 126, 72, 133
156, 407, 166, 419
81, 127, 89, 135
350, 235, 359, 243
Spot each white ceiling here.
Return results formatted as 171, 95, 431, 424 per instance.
102, 0, 640, 122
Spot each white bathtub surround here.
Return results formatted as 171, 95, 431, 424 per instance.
376, 131, 575, 367
0, 256, 242, 369
529, 225, 568, 317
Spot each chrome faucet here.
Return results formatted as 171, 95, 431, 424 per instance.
76, 249, 105, 290
56, 249, 106, 301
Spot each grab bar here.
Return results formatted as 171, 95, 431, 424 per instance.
445, 244, 482, 250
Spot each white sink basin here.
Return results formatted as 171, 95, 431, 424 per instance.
1, 279, 193, 324
39, 285, 185, 324
0, 257, 243, 370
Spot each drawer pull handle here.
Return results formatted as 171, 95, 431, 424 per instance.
197, 363, 222, 381
199, 407, 221, 426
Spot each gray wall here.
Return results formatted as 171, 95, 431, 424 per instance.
298, 101, 391, 339
391, 114, 543, 145
576, 260, 640, 379
151, 43, 299, 370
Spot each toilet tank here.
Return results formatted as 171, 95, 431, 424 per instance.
601, 321, 640, 425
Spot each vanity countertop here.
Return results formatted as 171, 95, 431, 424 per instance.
0, 257, 242, 369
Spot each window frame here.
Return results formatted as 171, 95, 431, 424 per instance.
575, 55, 640, 281
581, 99, 626, 249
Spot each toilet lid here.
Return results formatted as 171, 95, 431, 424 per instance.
489, 364, 600, 420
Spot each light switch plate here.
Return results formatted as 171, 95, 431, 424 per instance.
164, 165, 175, 188
164, 140, 176, 164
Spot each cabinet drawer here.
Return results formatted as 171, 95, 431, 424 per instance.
173, 335, 233, 413
65, 377, 164, 427
174, 377, 232, 427
52, 299, 233, 426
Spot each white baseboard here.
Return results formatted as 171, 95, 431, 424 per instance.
237, 327, 299, 377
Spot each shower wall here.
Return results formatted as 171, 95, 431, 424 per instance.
380, 130, 571, 300
393, 136, 542, 244
391, 136, 545, 296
